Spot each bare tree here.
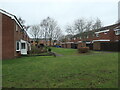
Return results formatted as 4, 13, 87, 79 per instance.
48, 18, 57, 46
40, 18, 49, 45
85, 19, 94, 31
53, 27, 63, 40
92, 18, 103, 30
52, 27, 63, 45
18, 17, 25, 25
59, 35, 65, 42
65, 25, 77, 35
74, 18, 86, 33
18, 17, 30, 31
29, 25, 41, 42
40, 17, 60, 46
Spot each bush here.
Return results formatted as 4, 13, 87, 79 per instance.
48, 48, 52, 52
29, 46, 47, 55
78, 47, 89, 53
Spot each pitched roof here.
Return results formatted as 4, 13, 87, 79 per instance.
0, 9, 23, 30
73, 23, 120, 38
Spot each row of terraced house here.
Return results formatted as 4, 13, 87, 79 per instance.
0, 9, 120, 60
0, 9, 31, 60
61, 23, 120, 51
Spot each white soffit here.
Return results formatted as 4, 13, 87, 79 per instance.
114, 28, 120, 31
77, 41, 82, 43
21, 39, 27, 43
93, 39, 110, 42
95, 30, 109, 34
66, 42, 74, 44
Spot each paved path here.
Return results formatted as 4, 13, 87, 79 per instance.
53, 52, 63, 56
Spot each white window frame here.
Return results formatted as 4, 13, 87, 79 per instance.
87, 36, 89, 38
95, 30, 109, 34
29, 43, 31, 51
96, 33, 99, 37
104, 32, 108, 34
16, 41, 21, 51
21, 43, 26, 49
92, 39, 110, 43
115, 29, 120, 35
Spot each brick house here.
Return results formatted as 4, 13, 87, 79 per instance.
0, 9, 31, 60
30, 38, 60, 47
62, 23, 120, 51
92, 23, 120, 51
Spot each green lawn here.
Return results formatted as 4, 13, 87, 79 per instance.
2, 48, 118, 88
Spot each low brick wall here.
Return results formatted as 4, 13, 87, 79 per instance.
66, 43, 71, 48
71, 43, 77, 49
77, 42, 86, 49
86, 44, 93, 50
77, 43, 82, 49
100, 42, 120, 51
93, 42, 101, 50
93, 41, 120, 51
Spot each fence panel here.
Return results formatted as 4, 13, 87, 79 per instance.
100, 42, 120, 51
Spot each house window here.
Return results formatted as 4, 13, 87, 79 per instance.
87, 36, 89, 38
21, 43, 26, 49
104, 32, 108, 34
115, 29, 120, 35
16, 41, 20, 51
16, 25, 18, 31
96, 33, 99, 37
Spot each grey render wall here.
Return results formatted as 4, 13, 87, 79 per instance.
118, 1, 120, 22
0, 12, 2, 89
0, 13, 2, 60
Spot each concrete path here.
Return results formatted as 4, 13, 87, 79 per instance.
53, 52, 63, 56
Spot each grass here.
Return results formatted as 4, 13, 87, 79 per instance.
2, 47, 119, 88
51, 47, 77, 55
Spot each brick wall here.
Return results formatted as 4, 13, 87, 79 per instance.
62, 24, 120, 51
63, 44, 67, 48
77, 43, 82, 49
14, 21, 22, 57
93, 42, 101, 50
2, 14, 15, 59
0, 10, 31, 60
77, 42, 86, 48
100, 42, 120, 51
61, 44, 64, 48
66, 43, 71, 48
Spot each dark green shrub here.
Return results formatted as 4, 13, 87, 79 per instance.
48, 48, 52, 52
29, 46, 47, 55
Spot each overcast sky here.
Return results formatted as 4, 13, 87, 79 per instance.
0, 0, 120, 34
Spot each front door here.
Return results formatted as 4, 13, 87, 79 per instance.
21, 42, 27, 55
